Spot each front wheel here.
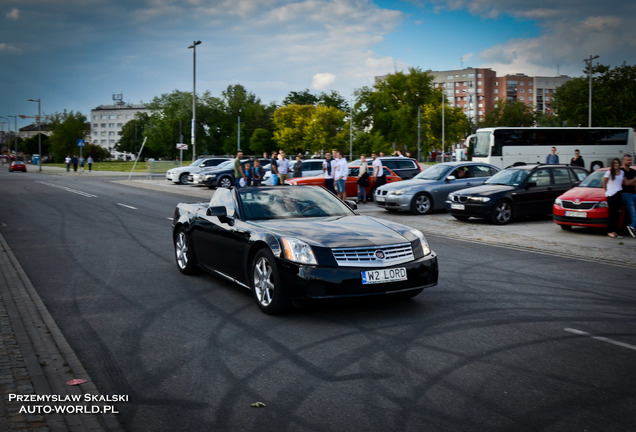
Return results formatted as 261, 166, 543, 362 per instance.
491, 200, 513, 225
179, 173, 189, 185
174, 227, 198, 274
219, 176, 233, 188
251, 249, 290, 314
411, 193, 433, 215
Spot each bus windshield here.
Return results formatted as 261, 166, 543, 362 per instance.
473, 131, 492, 158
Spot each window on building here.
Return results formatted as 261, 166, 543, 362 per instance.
494, 89, 498, 94
529, 89, 533, 94
101, 123, 106, 128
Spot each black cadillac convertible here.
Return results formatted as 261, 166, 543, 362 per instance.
172, 186, 438, 314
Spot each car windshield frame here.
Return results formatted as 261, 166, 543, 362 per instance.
484, 168, 531, 186
237, 186, 355, 220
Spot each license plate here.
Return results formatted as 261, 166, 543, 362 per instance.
451, 203, 465, 210
565, 211, 587, 218
362, 267, 407, 285
376, 196, 385, 202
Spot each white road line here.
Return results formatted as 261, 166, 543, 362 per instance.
36, 181, 98, 198
117, 203, 137, 210
564, 328, 636, 352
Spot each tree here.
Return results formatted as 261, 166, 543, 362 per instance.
47, 111, 90, 162
354, 67, 439, 155
552, 62, 636, 129
116, 112, 150, 155
420, 89, 469, 154
478, 100, 536, 127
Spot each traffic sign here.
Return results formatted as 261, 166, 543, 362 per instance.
176, 143, 188, 150
77, 139, 86, 147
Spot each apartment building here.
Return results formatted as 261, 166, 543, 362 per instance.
90, 96, 151, 159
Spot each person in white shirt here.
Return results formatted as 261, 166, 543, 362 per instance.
334, 150, 348, 200
603, 158, 625, 239
371, 152, 385, 188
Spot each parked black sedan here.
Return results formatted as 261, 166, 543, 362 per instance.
446, 164, 588, 224
172, 186, 438, 314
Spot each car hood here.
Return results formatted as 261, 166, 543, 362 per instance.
454, 184, 516, 196
248, 215, 413, 248
378, 178, 440, 191
557, 187, 605, 201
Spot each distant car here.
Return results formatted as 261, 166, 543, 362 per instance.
191, 159, 249, 189
375, 162, 500, 214
166, 157, 231, 184
350, 157, 422, 180
9, 161, 27, 172
286, 166, 402, 198
447, 164, 588, 224
553, 166, 636, 230
172, 186, 438, 314
262, 159, 326, 184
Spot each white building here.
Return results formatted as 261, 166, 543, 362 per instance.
90, 96, 151, 159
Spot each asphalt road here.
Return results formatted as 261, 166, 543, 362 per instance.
1, 169, 635, 432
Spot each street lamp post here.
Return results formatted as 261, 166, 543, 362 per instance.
584, 54, 599, 127
28, 98, 41, 172
188, 40, 201, 161
8, 115, 17, 155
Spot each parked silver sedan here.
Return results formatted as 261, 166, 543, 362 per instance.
374, 161, 500, 214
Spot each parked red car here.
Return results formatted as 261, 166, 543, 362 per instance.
286, 166, 402, 198
8, 161, 27, 172
553, 166, 636, 230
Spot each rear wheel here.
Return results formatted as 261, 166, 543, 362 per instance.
219, 176, 233, 188
411, 193, 433, 215
251, 249, 290, 314
491, 200, 513, 225
174, 227, 198, 274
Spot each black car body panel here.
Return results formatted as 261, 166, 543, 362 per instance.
173, 186, 438, 312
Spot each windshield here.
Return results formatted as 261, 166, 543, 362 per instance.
239, 186, 354, 220
473, 131, 492, 157
214, 160, 233, 169
578, 170, 604, 188
485, 168, 530, 186
413, 164, 450, 180
191, 158, 208, 167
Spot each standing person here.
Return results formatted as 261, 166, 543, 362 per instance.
322, 152, 336, 193
621, 153, 636, 238
545, 147, 559, 164
79, 156, 85, 172
87, 155, 94, 171
570, 149, 585, 167
71, 155, 79, 172
243, 163, 252, 186
292, 155, 303, 178
234, 151, 246, 188
371, 152, 385, 194
333, 150, 348, 200
252, 159, 264, 186
269, 151, 279, 185
356, 154, 369, 204
312, 151, 320, 159
277, 151, 290, 184
65, 155, 71, 172
603, 158, 624, 239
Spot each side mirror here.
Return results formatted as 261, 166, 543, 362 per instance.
345, 200, 358, 211
206, 205, 227, 217
446, 175, 456, 181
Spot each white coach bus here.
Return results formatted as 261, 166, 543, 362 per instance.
471, 127, 635, 171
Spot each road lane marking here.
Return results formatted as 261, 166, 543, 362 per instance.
36, 181, 98, 198
564, 328, 636, 352
117, 203, 137, 210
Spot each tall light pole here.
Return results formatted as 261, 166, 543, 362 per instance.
584, 54, 599, 127
8, 115, 17, 155
28, 98, 42, 171
188, 40, 201, 161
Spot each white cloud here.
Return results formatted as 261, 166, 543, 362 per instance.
6, 8, 19, 20
312, 72, 336, 90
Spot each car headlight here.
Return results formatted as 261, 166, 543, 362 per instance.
389, 189, 407, 196
554, 198, 562, 206
469, 196, 490, 203
410, 229, 431, 256
281, 238, 317, 265
597, 201, 608, 208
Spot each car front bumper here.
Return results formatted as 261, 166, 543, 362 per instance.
277, 252, 438, 299
446, 201, 493, 219
374, 193, 413, 211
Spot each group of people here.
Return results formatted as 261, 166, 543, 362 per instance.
65, 154, 94, 172
232, 151, 265, 187
322, 150, 385, 203
603, 153, 636, 239
545, 147, 585, 167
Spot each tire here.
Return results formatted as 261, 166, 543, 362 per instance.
251, 249, 290, 315
411, 193, 433, 215
491, 200, 513, 225
219, 176, 233, 188
590, 162, 603, 171
174, 227, 198, 274
452, 215, 470, 221
179, 173, 189, 185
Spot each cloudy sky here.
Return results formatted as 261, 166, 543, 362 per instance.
1, 0, 635, 129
